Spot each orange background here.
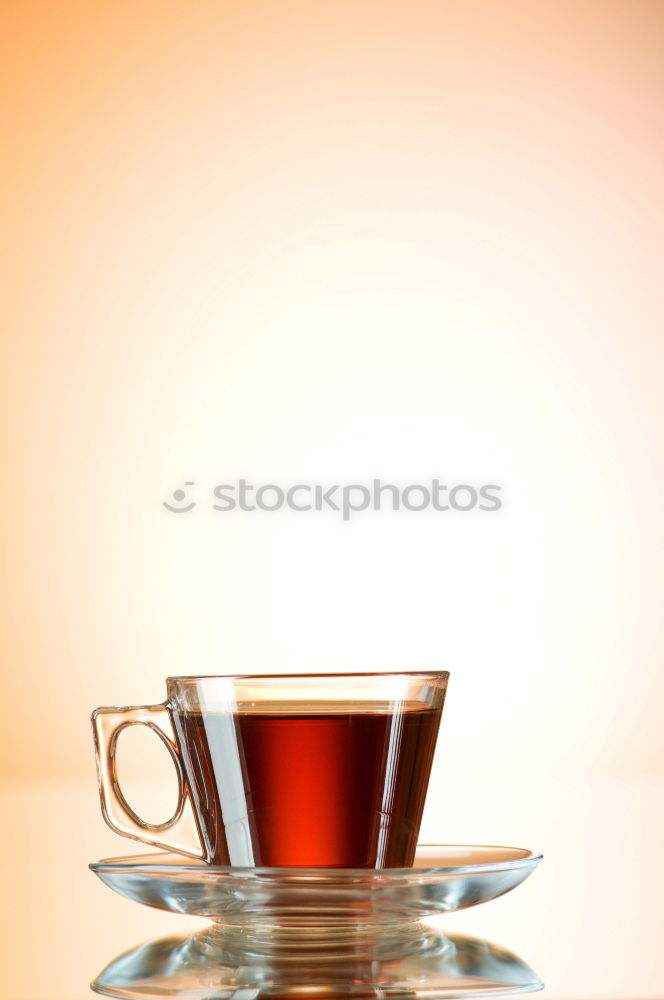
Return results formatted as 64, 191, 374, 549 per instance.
1, 1, 663, 997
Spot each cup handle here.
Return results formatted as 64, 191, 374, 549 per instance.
91, 704, 204, 859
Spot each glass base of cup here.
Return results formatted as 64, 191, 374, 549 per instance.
195, 919, 446, 960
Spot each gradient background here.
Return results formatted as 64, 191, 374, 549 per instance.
1, 1, 663, 997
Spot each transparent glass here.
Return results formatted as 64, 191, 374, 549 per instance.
90, 844, 542, 926
92, 671, 448, 867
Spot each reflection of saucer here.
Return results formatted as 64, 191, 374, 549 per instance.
90, 845, 541, 925
91, 924, 543, 999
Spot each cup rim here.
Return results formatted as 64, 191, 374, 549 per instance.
166, 670, 449, 683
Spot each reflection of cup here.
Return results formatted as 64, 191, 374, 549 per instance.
92, 672, 448, 867
91, 924, 543, 999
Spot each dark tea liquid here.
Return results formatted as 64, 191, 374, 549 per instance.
176, 704, 441, 867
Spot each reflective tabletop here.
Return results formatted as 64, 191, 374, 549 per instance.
1, 777, 663, 999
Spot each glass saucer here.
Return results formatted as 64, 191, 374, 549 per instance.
91, 923, 543, 999
90, 844, 541, 927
